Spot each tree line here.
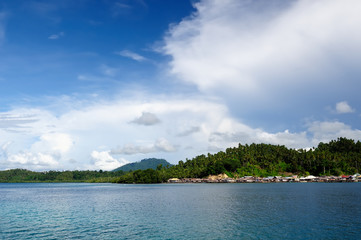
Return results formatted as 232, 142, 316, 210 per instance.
113, 137, 361, 183
0, 169, 125, 183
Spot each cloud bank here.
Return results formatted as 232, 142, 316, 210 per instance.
1, 95, 361, 171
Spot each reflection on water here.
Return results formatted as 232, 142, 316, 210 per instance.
0, 183, 360, 239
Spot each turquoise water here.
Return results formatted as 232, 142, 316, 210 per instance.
0, 183, 360, 239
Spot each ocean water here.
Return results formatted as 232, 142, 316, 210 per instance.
0, 183, 360, 239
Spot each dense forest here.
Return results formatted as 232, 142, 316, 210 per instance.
113, 137, 361, 183
0, 158, 170, 183
0, 169, 125, 183
1, 138, 360, 183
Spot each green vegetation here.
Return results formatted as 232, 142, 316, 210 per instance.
1, 138, 361, 184
112, 158, 172, 172
0, 158, 172, 183
0, 169, 125, 183
113, 137, 361, 183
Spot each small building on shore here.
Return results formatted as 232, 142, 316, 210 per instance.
167, 178, 181, 183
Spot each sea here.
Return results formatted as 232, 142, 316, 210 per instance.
0, 183, 360, 239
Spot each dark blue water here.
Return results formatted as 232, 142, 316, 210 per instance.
0, 183, 360, 239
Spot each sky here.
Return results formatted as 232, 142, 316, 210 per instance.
1, 0, 361, 171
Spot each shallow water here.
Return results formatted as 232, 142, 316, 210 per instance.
0, 183, 360, 239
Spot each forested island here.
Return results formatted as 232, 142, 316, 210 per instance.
0, 169, 124, 183
0, 158, 171, 183
1, 138, 361, 183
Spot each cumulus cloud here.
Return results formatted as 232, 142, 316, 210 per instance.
31, 133, 73, 155
308, 121, 361, 145
90, 151, 129, 171
0, 131, 73, 170
163, 0, 361, 115
115, 50, 147, 62
131, 112, 161, 126
335, 101, 355, 114
7, 152, 59, 170
206, 117, 310, 150
1, 94, 361, 171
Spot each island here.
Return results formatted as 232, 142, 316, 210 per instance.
1, 138, 360, 184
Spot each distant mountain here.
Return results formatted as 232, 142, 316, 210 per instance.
113, 158, 172, 172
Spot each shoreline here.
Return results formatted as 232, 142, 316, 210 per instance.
168, 174, 361, 183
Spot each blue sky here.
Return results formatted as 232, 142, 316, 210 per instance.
1, 0, 361, 171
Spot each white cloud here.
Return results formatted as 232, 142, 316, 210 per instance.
48, 32, 64, 40
155, 138, 177, 152
115, 50, 147, 62
7, 152, 59, 170
0, 113, 38, 131
308, 121, 361, 145
207, 118, 310, 150
163, 0, 361, 107
335, 101, 355, 114
0, 131, 73, 170
1, 94, 361, 171
1, 141, 11, 151
31, 133, 73, 155
131, 112, 160, 126
90, 151, 128, 171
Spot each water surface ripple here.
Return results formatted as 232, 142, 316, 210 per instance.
0, 183, 360, 239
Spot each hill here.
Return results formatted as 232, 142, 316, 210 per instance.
112, 158, 172, 172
